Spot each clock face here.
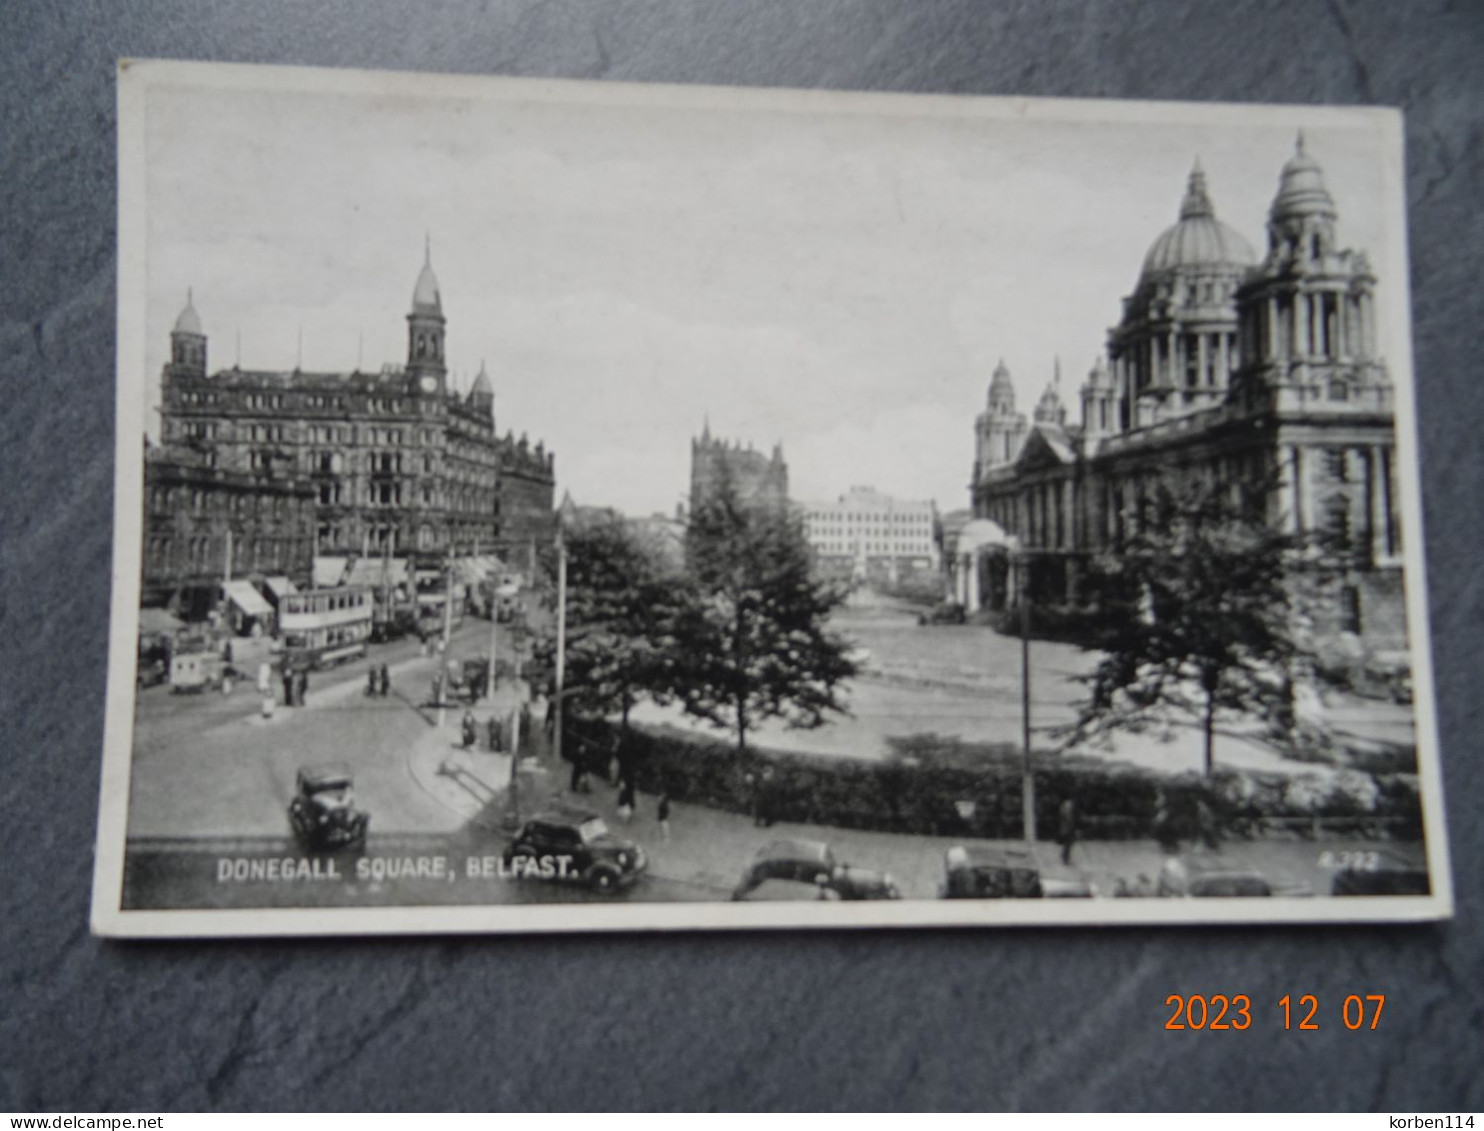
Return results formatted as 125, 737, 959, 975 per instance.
419, 375, 438, 394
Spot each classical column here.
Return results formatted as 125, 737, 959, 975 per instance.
1197, 333, 1209, 391
1278, 446, 1299, 533
966, 552, 982, 614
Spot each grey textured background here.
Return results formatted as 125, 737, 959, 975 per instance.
2, 0, 1481, 1112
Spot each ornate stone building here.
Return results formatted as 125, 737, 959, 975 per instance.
968, 138, 1404, 648
141, 442, 316, 620
688, 421, 790, 517
801, 486, 939, 578
157, 248, 555, 567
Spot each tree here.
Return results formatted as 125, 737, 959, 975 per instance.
536, 514, 681, 736
674, 471, 856, 752
1062, 473, 1304, 776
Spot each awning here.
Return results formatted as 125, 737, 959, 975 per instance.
262, 576, 298, 600
314, 557, 348, 588
138, 607, 186, 635
344, 558, 410, 589
224, 579, 273, 618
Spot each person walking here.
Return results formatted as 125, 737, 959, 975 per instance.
656, 792, 671, 842
378, 662, 391, 698
617, 777, 636, 824
366, 667, 379, 697
486, 713, 501, 753
296, 667, 309, 707
461, 710, 478, 750
1057, 796, 1079, 866
281, 669, 295, 708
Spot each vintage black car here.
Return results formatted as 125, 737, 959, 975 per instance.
731, 839, 901, 901
288, 764, 370, 851
1156, 854, 1310, 898
917, 601, 967, 626
504, 806, 647, 893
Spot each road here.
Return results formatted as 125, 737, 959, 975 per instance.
128, 619, 501, 839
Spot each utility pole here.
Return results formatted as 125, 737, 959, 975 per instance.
482, 536, 498, 700
438, 545, 454, 729
553, 532, 568, 768
1019, 550, 1036, 846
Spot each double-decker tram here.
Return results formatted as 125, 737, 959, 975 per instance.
278, 586, 373, 669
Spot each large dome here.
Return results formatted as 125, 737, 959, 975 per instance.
1139, 164, 1256, 282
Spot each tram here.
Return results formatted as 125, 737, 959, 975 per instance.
278, 586, 373, 670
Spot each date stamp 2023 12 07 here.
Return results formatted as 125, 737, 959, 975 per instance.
1164, 993, 1387, 1031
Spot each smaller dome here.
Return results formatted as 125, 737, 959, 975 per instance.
1270, 131, 1336, 222
173, 290, 203, 336
1139, 164, 1256, 282
470, 363, 493, 396
411, 239, 442, 314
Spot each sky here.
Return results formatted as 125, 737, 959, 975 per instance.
135, 66, 1401, 518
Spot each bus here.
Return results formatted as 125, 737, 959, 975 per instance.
278, 586, 373, 670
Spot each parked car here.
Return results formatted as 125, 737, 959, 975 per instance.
1156, 855, 1310, 898
288, 764, 370, 851
918, 601, 967, 626
731, 839, 901, 901
938, 845, 1094, 899
504, 806, 647, 893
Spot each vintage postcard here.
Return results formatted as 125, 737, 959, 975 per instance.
94, 59, 1452, 936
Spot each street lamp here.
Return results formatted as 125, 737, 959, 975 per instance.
956, 519, 1035, 845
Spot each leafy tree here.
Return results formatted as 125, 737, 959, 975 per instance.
674, 469, 856, 752
1061, 473, 1305, 776
534, 514, 681, 736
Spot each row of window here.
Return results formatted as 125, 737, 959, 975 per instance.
149, 486, 309, 518
144, 534, 307, 573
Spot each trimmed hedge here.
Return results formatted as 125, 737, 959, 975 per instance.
566, 719, 1423, 844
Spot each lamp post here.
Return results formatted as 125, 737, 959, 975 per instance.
1014, 538, 1036, 846
553, 531, 568, 768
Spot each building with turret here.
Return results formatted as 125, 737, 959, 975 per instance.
967, 137, 1403, 647
688, 421, 789, 517
156, 246, 556, 579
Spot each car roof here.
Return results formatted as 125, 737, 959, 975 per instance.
530, 806, 601, 826
754, 838, 831, 863
1167, 855, 1265, 879
298, 763, 353, 787
946, 845, 1038, 870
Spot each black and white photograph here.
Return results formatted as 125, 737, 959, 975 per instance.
93, 58, 1452, 936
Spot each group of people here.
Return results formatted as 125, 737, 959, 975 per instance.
364, 663, 392, 699
255, 660, 309, 716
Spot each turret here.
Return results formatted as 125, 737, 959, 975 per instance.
169, 289, 207, 378
406, 238, 447, 397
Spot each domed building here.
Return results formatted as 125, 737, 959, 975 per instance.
968, 139, 1404, 649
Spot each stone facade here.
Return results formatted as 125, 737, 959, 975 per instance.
688, 421, 789, 517
141, 443, 316, 619
968, 138, 1404, 649
158, 248, 555, 566
801, 486, 939, 578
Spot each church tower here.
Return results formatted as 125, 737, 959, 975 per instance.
406, 239, 447, 398
975, 359, 1029, 472
1232, 133, 1386, 403
169, 290, 207, 379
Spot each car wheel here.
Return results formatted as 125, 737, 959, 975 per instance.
587, 865, 621, 894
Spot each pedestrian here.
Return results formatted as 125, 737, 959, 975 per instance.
657, 792, 671, 841
366, 667, 379, 697
281, 670, 294, 708
487, 713, 501, 753
295, 668, 308, 708
261, 691, 275, 720
1057, 796, 1079, 866
256, 660, 272, 698
378, 662, 391, 698
757, 766, 776, 828
1196, 796, 1220, 851
461, 710, 477, 750
543, 694, 556, 739
744, 771, 759, 826
569, 759, 584, 794
431, 673, 443, 707
617, 777, 636, 824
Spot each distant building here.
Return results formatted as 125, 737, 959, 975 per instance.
967, 140, 1403, 648
689, 421, 789, 517
157, 247, 555, 568
141, 443, 316, 622
801, 486, 939, 579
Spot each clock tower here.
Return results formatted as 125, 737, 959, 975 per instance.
406, 238, 447, 398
